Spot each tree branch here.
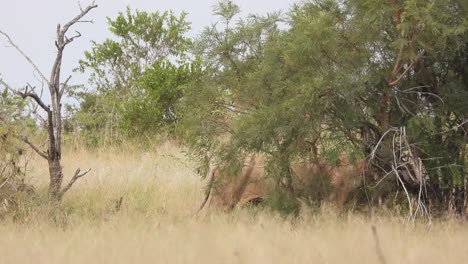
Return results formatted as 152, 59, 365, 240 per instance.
61, 2, 97, 36
59, 168, 91, 198
392, 42, 404, 77
387, 61, 416, 86
20, 91, 51, 112
59, 75, 72, 98
78, 0, 84, 12
0, 30, 49, 85
76, 20, 94, 24
0, 77, 14, 92
21, 136, 48, 160
64, 31, 82, 46
50, 2, 97, 92
0, 79, 51, 112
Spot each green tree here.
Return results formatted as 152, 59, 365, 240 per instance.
77, 7, 199, 142
182, 0, 468, 214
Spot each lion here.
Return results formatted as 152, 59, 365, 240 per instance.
198, 153, 368, 212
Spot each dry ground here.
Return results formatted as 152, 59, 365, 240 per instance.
1, 142, 467, 264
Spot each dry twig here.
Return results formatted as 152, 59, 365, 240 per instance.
371, 225, 387, 264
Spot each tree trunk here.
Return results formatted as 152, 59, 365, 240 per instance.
48, 158, 63, 201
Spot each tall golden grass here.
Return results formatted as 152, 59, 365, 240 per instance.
1, 142, 467, 264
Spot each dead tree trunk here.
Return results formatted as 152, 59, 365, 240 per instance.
0, 2, 97, 201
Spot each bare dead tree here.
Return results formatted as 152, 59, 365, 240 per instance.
0, 2, 97, 201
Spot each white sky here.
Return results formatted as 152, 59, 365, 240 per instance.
0, 0, 298, 90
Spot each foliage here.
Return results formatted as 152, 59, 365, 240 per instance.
181, 0, 468, 214
0, 89, 36, 215
76, 7, 200, 142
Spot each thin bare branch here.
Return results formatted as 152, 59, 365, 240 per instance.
430, 119, 468, 136
0, 30, 49, 85
59, 75, 72, 98
392, 43, 405, 77
394, 86, 445, 105
61, 3, 98, 36
0, 77, 15, 93
76, 20, 94, 24
59, 168, 91, 198
64, 31, 82, 45
388, 61, 416, 86
78, 0, 84, 12
21, 136, 48, 160
370, 127, 398, 160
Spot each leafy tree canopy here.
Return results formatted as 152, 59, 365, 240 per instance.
181, 0, 468, 212
76, 7, 200, 142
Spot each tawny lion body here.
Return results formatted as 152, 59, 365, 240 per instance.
204, 154, 367, 210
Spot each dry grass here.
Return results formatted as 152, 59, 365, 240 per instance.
1, 142, 468, 264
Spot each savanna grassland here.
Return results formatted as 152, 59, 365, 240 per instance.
1, 142, 467, 264
1, 0, 467, 263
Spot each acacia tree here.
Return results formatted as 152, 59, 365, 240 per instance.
0, 2, 98, 201
182, 0, 468, 215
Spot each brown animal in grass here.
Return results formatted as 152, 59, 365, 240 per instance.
200, 154, 367, 211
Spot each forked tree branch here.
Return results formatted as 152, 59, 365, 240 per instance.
58, 168, 91, 199
61, 1, 97, 35
50, 2, 97, 92
64, 31, 82, 46
19, 90, 51, 112
0, 79, 51, 112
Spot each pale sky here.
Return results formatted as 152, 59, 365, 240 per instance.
0, 0, 298, 91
